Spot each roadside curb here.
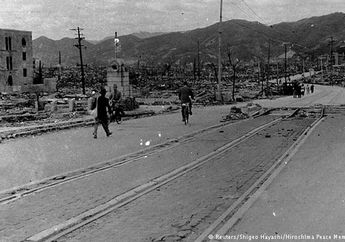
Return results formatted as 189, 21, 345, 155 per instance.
0, 110, 157, 142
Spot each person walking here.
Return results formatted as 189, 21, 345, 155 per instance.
306, 84, 310, 95
301, 84, 305, 96
92, 87, 112, 139
310, 84, 314, 94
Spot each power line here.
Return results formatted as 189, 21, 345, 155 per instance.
238, 0, 268, 25
223, 15, 314, 54
229, 1, 253, 20
224, 1, 315, 53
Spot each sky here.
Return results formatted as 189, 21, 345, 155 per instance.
0, 0, 345, 41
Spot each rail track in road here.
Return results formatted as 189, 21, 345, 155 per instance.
0, 110, 277, 205
195, 107, 325, 242
17, 107, 324, 242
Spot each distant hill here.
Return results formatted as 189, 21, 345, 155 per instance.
33, 36, 95, 67
87, 32, 164, 45
33, 12, 345, 67
131, 31, 165, 39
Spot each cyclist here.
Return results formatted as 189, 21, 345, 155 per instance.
109, 84, 125, 123
178, 81, 194, 122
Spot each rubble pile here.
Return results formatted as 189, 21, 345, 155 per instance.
241, 102, 262, 115
120, 97, 140, 111
296, 109, 318, 119
0, 93, 36, 113
194, 89, 219, 105
221, 106, 249, 122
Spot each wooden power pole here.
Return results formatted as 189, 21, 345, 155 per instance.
71, 27, 86, 94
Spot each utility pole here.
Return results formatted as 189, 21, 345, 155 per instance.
71, 27, 86, 94
217, 0, 223, 100
283, 43, 288, 86
193, 58, 196, 84
276, 63, 279, 86
266, 39, 271, 97
57, 51, 62, 92
58, 51, 62, 81
257, 60, 261, 85
197, 40, 200, 83
114, 32, 120, 63
319, 55, 325, 80
329, 36, 336, 85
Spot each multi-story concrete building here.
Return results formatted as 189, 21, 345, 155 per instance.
0, 29, 33, 93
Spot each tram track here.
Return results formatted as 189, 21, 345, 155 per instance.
21, 109, 308, 242
195, 107, 325, 242
0, 111, 276, 205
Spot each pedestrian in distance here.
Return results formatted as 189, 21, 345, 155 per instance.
306, 84, 310, 95
297, 84, 302, 98
301, 84, 305, 96
92, 87, 112, 139
292, 81, 298, 98
311, 84, 314, 93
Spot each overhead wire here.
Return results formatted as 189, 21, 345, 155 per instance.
229, 1, 254, 20
238, 0, 269, 25
223, 0, 315, 53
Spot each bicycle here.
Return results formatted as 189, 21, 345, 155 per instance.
111, 104, 125, 124
181, 103, 189, 125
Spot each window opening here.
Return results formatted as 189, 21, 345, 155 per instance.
7, 75, 13, 86
22, 38, 26, 47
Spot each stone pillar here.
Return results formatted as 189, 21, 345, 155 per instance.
51, 100, 58, 112
88, 97, 94, 110
34, 101, 39, 112
69, 99, 76, 112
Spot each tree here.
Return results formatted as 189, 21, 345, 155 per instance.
227, 46, 241, 101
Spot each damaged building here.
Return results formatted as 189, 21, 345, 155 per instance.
0, 28, 33, 93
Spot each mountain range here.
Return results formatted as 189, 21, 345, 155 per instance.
33, 12, 345, 67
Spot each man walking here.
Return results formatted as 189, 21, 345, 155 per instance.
92, 87, 112, 139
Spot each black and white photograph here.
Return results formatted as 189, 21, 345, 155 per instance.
1, 0, 345, 241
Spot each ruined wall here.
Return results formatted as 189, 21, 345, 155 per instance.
106, 64, 132, 98
0, 29, 33, 93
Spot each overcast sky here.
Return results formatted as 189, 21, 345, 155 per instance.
0, 0, 344, 40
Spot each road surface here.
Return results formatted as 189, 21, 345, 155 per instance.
1, 84, 345, 241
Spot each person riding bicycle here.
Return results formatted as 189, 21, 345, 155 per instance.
109, 84, 125, 122
178, 81, 194, 121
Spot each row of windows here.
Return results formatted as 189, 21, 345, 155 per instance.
5, 37, 27, 51
4, 37, 29, 81
5, 57, 27, 77
5, 37, 12, 50
5, 53, 27, 69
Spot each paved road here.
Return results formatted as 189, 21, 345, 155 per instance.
1, 84, 344, 191
0, 105, 233, 191
1, 84, 345, 242
217, 106, 345, 242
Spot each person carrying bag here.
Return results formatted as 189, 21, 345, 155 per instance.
92, 88, 112, 139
